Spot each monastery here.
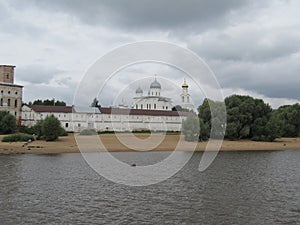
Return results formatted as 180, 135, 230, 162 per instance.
1, 65, 195, 132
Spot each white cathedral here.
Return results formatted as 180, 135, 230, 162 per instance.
132, 77, 194, 111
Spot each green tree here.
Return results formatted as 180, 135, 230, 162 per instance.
172, 105, 190, 112
182, 115, 200, 141
225, 95, 272, 140
91, 98, 100, 107
271, 103, 300, 137
0, 111, 17, 134
198, 98, 226, 140
32, 99, 66, 106
41, 115, 62, 141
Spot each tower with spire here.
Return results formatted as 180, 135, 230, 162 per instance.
180, 79, 194, 111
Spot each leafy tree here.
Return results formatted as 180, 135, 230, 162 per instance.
91, 98, 100, 107
41, 115, 62, 141
0, 111, 17, 134
172, 105, 190, 112
271, 103, 300, 137
225, 95, 272, 140
198, 98, 226, 140
182, 115, 200, 141
32, 99, 66, 106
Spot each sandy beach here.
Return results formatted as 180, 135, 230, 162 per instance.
0, 133, 300, 154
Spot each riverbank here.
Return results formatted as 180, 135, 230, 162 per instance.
0, 133, 300, 154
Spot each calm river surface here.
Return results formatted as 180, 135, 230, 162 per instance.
0, 150, 299, 224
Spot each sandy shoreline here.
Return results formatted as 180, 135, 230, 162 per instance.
0, 133, 300, 154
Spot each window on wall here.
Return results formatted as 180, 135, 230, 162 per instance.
8, 91, 10, 94
154, 104, 156, 109
78, 123, 81, 127
166, 106, 168, 110
65, 123, 69, 128
7, 98, 11, 106
0, 98, 2, 106
15, 92, 18, 95
149, 104, 151, 109
141, 104, 143, 109
136, 105, 138, 109
14, 99, 17, 107
6, 74, 9, 79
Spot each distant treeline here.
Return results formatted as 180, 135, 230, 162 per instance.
198, 95, 300, 141
28, 99, 66, 106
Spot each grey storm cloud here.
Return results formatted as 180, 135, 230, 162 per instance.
2, 0, 300, 106
10, 0, 253, 31
16, 65, 64, 84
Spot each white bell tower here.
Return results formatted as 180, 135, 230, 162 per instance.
180, 79, 194, 111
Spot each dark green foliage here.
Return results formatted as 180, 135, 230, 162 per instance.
225, 95, 275, 141
172, 105, 190, 112
41, 115, 62, 141
182, 115, 200, 141
0, 111, 17, 134
79, 129, 97, 135
2, 133, 34, 142
198, 98, 226, 140
32, 99, 66, 106
197, 95, 298, 142
91, 98, 100, 107
271, 103, 300, 137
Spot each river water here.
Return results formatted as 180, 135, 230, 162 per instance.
0, 150, 299, 224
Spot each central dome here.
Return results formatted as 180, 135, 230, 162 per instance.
150, 78, 161, 89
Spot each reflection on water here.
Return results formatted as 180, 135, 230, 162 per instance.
0, 151, 299, 224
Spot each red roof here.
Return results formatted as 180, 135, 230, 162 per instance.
27, 105, 194, 117
28, 105, 73, 113
99, 107, 194, 117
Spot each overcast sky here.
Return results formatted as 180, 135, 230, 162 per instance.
0, 0, 299, 108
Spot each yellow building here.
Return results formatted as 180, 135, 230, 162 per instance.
0, 65, 23, 125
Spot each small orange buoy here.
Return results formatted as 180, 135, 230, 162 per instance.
131, 163, 136, 167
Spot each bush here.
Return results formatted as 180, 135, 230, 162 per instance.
182, 115, 200, 142
59, 127, 68, 136
42, 115, 62, 141
79, 129, 97, 135
2, 133, 34, 142
0, 111, 17, 134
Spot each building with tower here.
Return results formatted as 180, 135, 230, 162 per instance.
21, 76, 195, 132
0, 65, 23, 125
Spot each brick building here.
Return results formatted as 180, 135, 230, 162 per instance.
0, 65, 23, 125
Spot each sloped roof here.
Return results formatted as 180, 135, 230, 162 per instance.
26, 105, 194, 117
99, 107, 193, 117
28, 105, 73, 113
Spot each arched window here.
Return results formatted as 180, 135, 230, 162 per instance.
0, 98, 2, 106
15, 99, 17, 107
154, 104, 156, 109
7, 98, 11, 107
141, 104, 143, 109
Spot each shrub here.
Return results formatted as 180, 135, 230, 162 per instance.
0, 111, 17, 134
79, 129, 97, 135
2, 133, 34, 142
42, 115, 62, 141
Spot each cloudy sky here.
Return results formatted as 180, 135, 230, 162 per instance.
0, 0, 299, 108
